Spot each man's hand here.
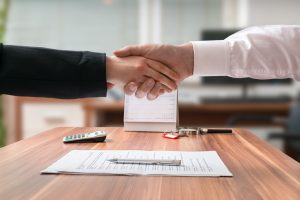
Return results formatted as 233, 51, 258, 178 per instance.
114, 43, 194, 81
124, 79, 167, 99
114, 43, 194, 99
106, 56, 179, 93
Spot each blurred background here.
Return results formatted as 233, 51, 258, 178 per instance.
0, 0, 300, 161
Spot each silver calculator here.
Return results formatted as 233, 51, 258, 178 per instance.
63, 131, 107, 143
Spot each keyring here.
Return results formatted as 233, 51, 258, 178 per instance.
178, 128, 198, 136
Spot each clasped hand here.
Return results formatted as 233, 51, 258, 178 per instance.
106, 43, 194, 100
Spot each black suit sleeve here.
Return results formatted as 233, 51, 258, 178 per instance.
0, 44, 107, 99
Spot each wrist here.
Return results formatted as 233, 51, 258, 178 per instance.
179, 42, 194, 76
106, 56, 116, 84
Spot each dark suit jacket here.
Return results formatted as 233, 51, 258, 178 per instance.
0, 44, 107, 99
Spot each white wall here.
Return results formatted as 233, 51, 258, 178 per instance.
5, 0, 138, 54
247, 0, 300, 26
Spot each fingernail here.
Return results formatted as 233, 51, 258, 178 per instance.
136, 91, 146, 98
129, 84, 137, 91
148, 94, 157, 100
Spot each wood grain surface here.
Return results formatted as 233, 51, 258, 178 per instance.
0, 127, 299, 200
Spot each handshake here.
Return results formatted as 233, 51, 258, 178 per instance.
106, 43, 194, 100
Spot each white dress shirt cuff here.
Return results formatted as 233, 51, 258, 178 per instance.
191, 40, 229, 76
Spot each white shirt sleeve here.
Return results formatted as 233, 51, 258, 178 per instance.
191, 25, 300, 80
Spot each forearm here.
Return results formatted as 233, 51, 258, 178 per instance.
0, 44, 107, 98
192, 25, 300, 80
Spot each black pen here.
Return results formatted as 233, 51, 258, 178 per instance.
198, 128, 232, 135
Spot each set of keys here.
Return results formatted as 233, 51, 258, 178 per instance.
163, 128, 232, 139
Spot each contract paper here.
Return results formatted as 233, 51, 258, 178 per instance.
124, 91, 177, 132
41, 150, 232, 177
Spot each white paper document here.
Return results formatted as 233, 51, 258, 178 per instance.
124, 91, 178, 132
41, 150, 232, 177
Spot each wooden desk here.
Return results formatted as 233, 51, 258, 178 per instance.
0, 127, 299, 200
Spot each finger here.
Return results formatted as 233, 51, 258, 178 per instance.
159, 84, 172, 93
146, 59, 180, 82
147, 82, 163, 100
124, 82, 138, 96
148, 83, 171, 93
135, 78, 155, 98
144, 66, 177, 91
114, 45, 146, 57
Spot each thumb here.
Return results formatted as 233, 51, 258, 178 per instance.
113, 45, 143, 57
